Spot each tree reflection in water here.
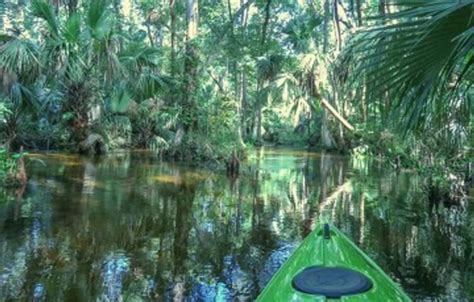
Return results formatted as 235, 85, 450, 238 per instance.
0, 149, 472, 301
100, 252, 130, 300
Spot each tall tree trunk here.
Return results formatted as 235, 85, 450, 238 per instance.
256, 105, 262, 145
321, 108, 335, 150
183, 0, 199, 132
146, 21, 155, 47
260, 0, 271, 46
378, 0, 389, 120
330, 70, 348, 149
186, 0, 199, 39
241, 0, 249, 26
333, 0, 342, 52
320, 1, 336, 150
169, 0, 176, 76
323, 0, 330, 53
239, 71, 247, 143
238, 0, 249, 144
255, 0, 272, 144
378, 0, 386, 16
356, 0, 362, 26
225, 0, 245, 147
349, 0, 355, 20
252, 105, 258, 140
227, 0, 234, 35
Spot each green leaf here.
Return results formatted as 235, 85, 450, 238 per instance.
346, 0, 474, 133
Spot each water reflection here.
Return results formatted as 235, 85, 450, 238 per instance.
100, 252, 130, 300
0, 149, 472, 301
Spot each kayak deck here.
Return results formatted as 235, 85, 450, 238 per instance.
257, 224, 411, 301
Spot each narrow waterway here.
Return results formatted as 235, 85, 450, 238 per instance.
0, 149, 472, 301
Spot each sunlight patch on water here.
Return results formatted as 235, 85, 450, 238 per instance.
247, 148, 321, 159
28, 153, 84, 166
151, 171, 213, 186
151, 175, 182, 185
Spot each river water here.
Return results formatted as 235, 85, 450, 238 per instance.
0, 149, 472, 301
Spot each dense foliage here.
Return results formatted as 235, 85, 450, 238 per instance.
0, 0, 472, 195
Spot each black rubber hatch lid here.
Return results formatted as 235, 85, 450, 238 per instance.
292, 266, 373, 298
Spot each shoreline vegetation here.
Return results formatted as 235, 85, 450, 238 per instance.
0, 0, 472, 203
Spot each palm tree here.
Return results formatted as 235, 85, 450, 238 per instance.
0, 34, 40, 149
0, 0, 165, 152
347, 0, 473, 134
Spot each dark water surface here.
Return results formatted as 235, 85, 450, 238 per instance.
0, 149, 472, 301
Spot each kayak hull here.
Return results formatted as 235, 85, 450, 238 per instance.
257, 224, 411, 301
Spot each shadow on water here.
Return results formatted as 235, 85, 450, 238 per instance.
0, 149, 472, 301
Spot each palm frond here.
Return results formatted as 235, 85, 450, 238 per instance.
118, 43, 161, 71
0, 38, 40, 78
63, 13, 81, 44
87, 0, 111, 40
32, 0, 59, 36
109, 83, 131, 113
347, 0, 474, 132
8, 82, 38, 113
133, 71, 174, 100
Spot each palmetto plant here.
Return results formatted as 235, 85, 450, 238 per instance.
273, 53, 319, 121
0, 0, 166, 149
347, 0, 473, 134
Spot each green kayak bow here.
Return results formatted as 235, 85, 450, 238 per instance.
257, 224, 411, 301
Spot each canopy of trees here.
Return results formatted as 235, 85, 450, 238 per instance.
0, 0, 471, 173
